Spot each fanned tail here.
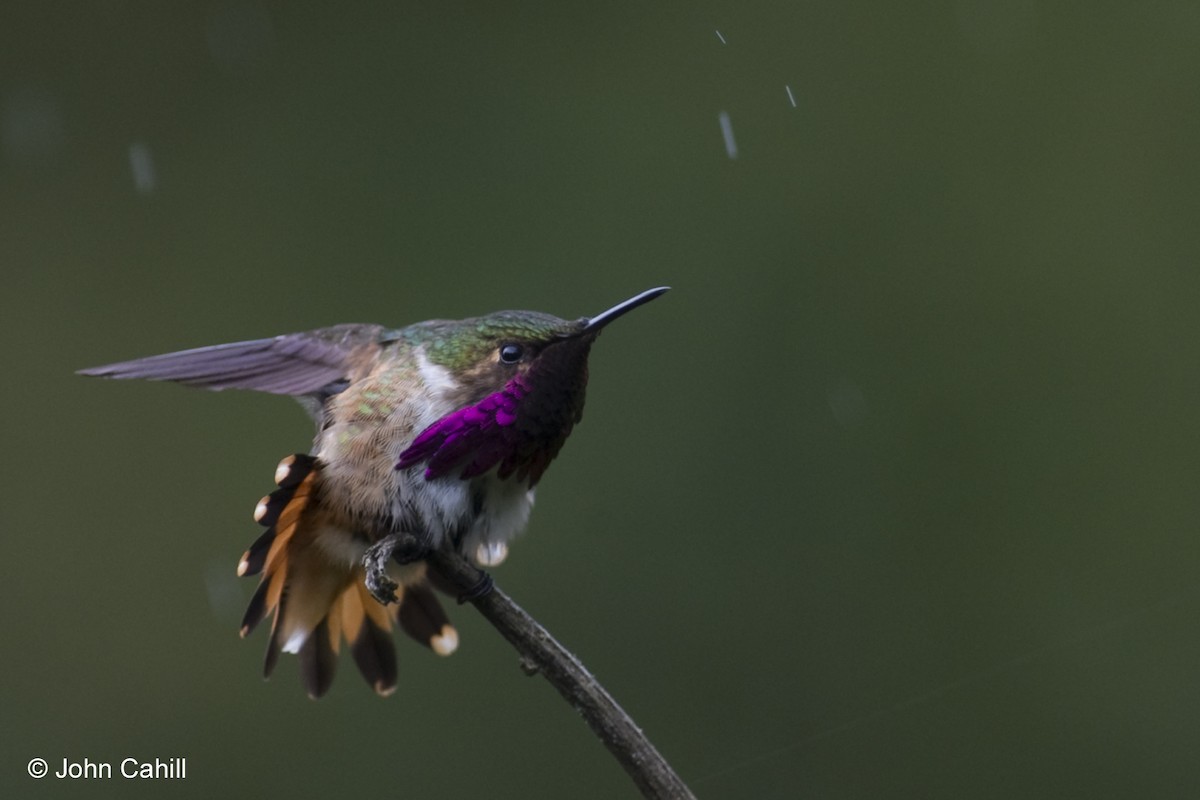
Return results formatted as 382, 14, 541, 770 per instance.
238, 454, 458, 698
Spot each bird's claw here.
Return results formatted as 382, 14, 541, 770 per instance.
362, 531, 430, 606
457, 570, 494, 604
363, 548, 399, 606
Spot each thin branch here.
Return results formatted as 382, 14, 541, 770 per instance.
428, 550, 696, 800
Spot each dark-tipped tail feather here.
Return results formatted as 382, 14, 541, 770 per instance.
238, 454, 458, 698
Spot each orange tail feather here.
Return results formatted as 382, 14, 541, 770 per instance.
238, 454, 459, 698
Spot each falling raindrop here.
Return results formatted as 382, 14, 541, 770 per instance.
718, 111, 738, 159
128, 141, 156, 194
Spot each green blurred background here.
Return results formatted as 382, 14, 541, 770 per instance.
4, 2, 1200, 798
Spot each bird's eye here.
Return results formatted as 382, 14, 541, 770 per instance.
499, 343, 524, 364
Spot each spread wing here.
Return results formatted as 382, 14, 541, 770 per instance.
77, 324, 388, 396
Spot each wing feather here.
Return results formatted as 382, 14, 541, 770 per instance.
77, 324, 387, 395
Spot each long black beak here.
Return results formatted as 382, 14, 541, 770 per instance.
584, 287, 670, 333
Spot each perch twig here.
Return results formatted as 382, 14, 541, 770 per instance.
429, 550, 696, 800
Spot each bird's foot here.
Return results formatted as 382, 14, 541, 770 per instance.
362, 532, 428, 605
457, 570, 494, 604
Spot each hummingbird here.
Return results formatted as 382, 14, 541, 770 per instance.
79, 287, 669, 699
